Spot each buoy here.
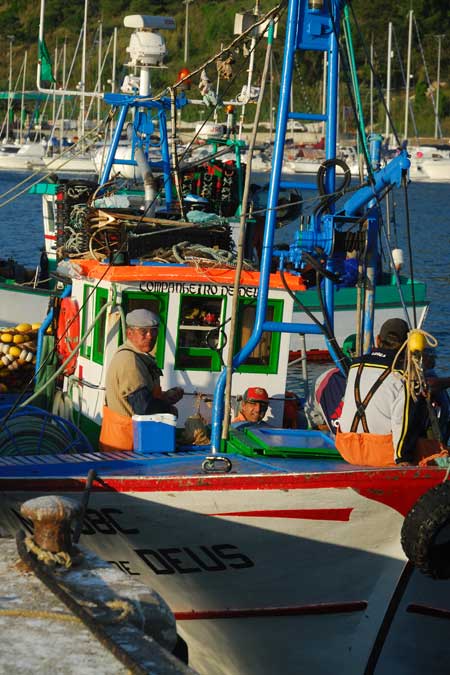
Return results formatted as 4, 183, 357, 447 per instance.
15, 323, 32, 333
408, 330, 427, 353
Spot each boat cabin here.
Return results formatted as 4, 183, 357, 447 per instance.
66, 258, 305, 443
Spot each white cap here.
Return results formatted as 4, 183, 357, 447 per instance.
126, 309, 160, 327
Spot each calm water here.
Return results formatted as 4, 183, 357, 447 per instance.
0, 171, 449, 371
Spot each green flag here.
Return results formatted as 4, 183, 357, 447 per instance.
39, 39, 55, 84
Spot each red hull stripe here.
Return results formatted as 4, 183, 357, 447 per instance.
407, 603, 450, 620
174, 601, 367, 621
214, 508, 353, 521
2, 468, 445, 517
44, 234, 57, 240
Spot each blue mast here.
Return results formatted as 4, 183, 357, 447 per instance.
210, 0, 346, 451
211, 0, 410, 451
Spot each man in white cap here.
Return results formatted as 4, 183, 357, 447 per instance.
99, 308, 184, 452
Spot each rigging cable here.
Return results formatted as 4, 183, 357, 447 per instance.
347, 1, 401, 148
401, 175, 417, 326
325, 0, 374, 183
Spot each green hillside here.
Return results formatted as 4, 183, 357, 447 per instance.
0, 0, 448, 138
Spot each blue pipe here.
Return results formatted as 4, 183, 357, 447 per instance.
158, 108, 172, 209
100, 103, 129, 185
342, 150, 410, 216
209, 0, 301, 452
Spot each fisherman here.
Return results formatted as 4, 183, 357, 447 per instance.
335, 318, 428, 466
231, 387, 270, 427
305, 334, 356, 432
99, 309, 184, 452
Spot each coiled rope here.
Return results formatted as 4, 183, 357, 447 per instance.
392, 329, 438, 402
0, 405, 92, 456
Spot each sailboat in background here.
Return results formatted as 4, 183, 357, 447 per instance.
387, 11, 450, 182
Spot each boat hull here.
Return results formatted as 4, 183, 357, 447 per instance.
1, 455, 449, 674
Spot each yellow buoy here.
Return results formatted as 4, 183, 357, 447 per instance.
0, 382, 8, 393
408, 330, 427, 353
8, 346, 21, 358
13, 334, 27, 344
15, 323, 32, 333
31, 322, 41, 331
0, 333, 13, 344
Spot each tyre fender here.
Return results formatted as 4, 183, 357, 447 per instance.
401, 481, 450, 579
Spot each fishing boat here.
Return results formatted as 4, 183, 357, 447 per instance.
1, 2, 450, 674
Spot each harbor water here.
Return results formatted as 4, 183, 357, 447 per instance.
0, 170, 449, 375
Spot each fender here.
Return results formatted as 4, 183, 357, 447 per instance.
56, 297, 80, 376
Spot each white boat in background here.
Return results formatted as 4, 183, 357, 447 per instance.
419, 156, 450, 181
43, 149, 97, 173
0, 140, 45, 170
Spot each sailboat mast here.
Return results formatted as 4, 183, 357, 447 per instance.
384, 22, 392, 142
238, 0, 260, 138
97, 21, 102, 126
370, 37, 374, 133
404, 9, 413, 142
434, 34, 444, 139
19, 51, 27, 145
80, 0, 88, 143
6, 36, 14, 142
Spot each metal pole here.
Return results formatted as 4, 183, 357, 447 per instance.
385, 22, 392, 142
80, 0, 88, 144
20, 51, 27, 145
404, 9, 413, 142
434, 35, 444, 139
322, 51, 327, 138
97, 22, 102, 125
183, 0, 193, 63
370, 37, 373, 133
6, 35, 15, 141
62, 41, 66, 142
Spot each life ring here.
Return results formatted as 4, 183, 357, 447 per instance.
401, 481, 450, 579
56, 297, 80, 376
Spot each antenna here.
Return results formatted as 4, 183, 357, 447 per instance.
123, 14, 176, 96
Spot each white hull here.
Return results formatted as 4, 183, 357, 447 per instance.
0, 143, 45, 171
420, 158, 450, 182
43, 154, 97, 173
2, 467, 449, 675
0, 285, 51, 326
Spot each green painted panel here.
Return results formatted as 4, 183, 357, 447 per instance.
297, 278, 427, 311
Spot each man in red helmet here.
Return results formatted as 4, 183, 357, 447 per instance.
232, 387, 270, 426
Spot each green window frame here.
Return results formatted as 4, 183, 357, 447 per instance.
92, 287, 109, 365
121, 291, 169, 368
175, 294, 226, 372
80, 283, 94, 359
233, 298, 283, 373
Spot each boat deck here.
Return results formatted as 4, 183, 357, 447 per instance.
0, 446, 427, 479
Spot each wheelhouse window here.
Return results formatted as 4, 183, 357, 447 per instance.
80, 284, 94, 360
234, 299, 283, 373
79, 284, 109, 365
122, 291, 169, 367
175, 295, 225, 371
